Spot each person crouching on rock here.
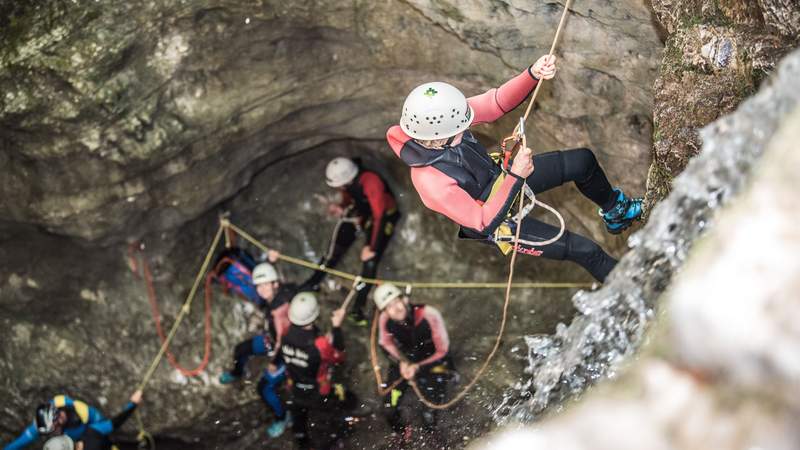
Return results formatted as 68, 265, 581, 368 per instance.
218, 253, 294, 439
5, 393, 134, 450
386, 55, 643, 282
301, 157, 401, 325
42, 390, 143, 450
374, 284, 455, 444
280, 293, 351, 449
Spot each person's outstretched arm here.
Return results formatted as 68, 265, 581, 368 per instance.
3, 423, 39, 450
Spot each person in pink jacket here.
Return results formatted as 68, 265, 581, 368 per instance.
386, 56, 642, 282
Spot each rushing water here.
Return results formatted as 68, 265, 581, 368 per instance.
492, 50, 800, 424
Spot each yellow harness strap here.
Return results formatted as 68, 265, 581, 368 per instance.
483, 173, 516, 255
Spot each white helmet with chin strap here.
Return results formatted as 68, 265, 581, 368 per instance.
373, 283, 404, 311
400, 82, 474, 140
289, 292, 320, 326
326, 157, 359, 188
251, 262, 279, 285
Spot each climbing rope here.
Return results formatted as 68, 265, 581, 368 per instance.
368, 0, 574, 409
130, 245, 215, 377
226, 221, 591, 290
324, 205, 360, 262
134, 409, 156, 450
368, 196, 525, 410
339, 276, 365, 312
135, 224, 225, 392
495, 0, 574, 248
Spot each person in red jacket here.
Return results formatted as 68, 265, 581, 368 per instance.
374, 284, 455, 442
386, 55, 643, 282
280, 292, 350, 449
302, 157, 401, 325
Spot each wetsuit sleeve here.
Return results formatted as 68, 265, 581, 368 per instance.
111, 402, 137, 429
468, 68, 538, 126
3, 423, 38, 450
360, 172, 390, 249
331, 327, 345, 352
377, 313, 405, 362
416, 306, 450, 367
415, 169, 524, 235
272, 303, 291, 341
85, 404, 112, 435
318, 330, 345, 365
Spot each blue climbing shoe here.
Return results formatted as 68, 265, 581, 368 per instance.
266, 412, 292, 438
600, 188, 643, 234
218, 372, 240, 384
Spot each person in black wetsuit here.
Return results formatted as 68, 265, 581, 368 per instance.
302, 157, 401, 325
280, 292, 351, 450
373, 284, 455, 444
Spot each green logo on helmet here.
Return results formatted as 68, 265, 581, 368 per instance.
424, 87, 438, 97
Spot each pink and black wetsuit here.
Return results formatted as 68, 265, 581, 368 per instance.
387, 69, 539, 236
378, 303, 454, 430
303, 167, 400, 318
387, 68, 622, 282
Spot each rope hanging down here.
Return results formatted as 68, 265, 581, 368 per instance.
497, 0, 575, 248
135, 224, 225, 392
129, 246, 214, 378
368, 0, 574, 409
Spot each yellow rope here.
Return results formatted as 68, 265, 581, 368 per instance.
136, 223, 225, 392
226, 222, 591, 290
373, 0, 575, 410
135, 409, 156, 450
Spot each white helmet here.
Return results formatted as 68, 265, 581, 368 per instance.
44, 436, 74, 450
289, 292, 320, 326
373, 283, 403, 311
400, 82, 474, 140
251, 263, 279, 285
326, 157, 359, 188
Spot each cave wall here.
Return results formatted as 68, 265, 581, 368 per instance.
1, 0, 661, 247
644, 0, 800, 211
0, 0, 665, 447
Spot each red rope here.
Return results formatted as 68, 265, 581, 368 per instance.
131, 245, 214, 377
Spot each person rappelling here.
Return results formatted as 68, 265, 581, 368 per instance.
301, 157, 401, 325
386, 55, 643, 282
